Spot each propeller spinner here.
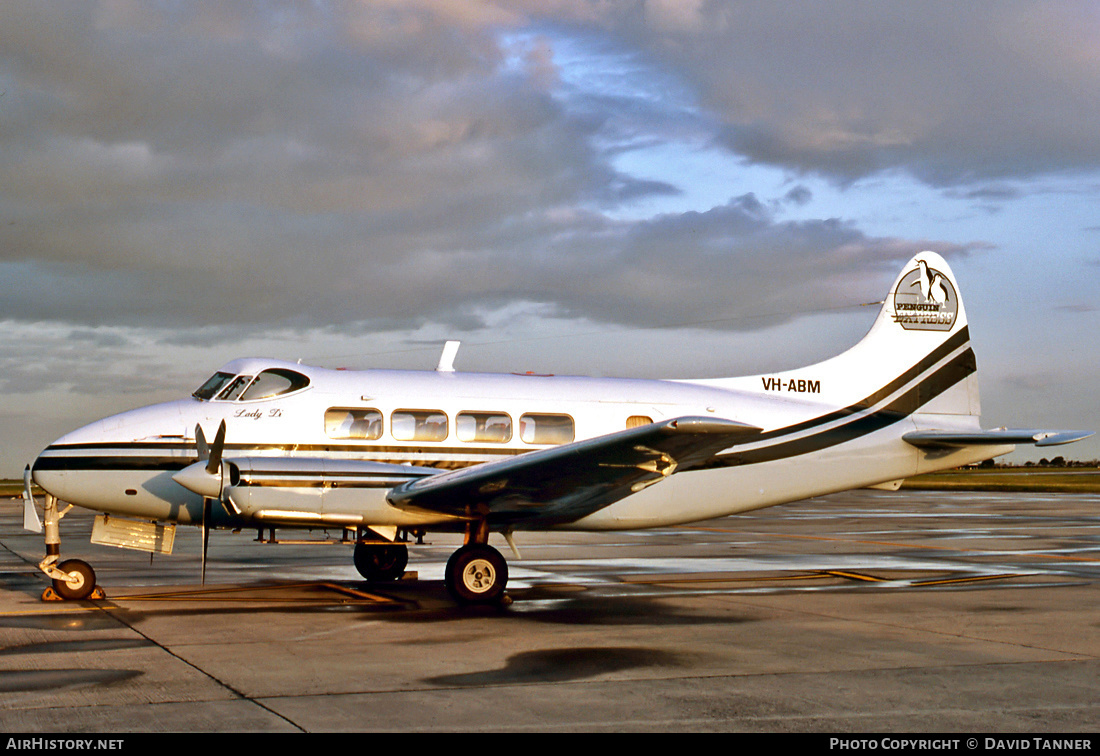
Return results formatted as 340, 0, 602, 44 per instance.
173, 421, 229, 499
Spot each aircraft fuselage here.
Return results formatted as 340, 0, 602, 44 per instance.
32, 351, 998, 534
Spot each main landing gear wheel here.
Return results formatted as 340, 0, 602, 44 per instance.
445, 544, 508, 605
353, 543, 408, 582
50, 559, 97, 601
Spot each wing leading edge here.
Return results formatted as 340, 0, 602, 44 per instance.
387, 416, 761, 527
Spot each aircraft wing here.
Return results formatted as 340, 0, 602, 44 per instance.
387, 416, 761, 526
903, 429, 1094, 449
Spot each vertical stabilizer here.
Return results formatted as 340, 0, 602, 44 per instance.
845, 250, 979, 418
714, 251, 980, 419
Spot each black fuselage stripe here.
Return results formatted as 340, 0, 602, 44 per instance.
32, 456, 193, 472
709, 346, 976, 467
748, 326, 970, 442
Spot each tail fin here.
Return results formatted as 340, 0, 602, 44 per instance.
821, 249, 979, 417
718, 251, 980, 419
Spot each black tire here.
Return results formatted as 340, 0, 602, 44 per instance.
52, 559, 97, 601
445, 544, 508, 604
353, 543, 408, 582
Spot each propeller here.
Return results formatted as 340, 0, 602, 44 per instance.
172, 421, 228, 585
172, 420, 228, 499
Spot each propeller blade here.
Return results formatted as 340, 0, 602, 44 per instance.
195, 424, 209, 462
206, 420, 226, 475
201, 497, 211, 586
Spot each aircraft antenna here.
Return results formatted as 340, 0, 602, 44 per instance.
436, 340, 460, 372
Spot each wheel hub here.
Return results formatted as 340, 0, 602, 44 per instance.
462, 559, 496, 593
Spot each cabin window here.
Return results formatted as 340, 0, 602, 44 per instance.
193, 371, 234, 401
240, 368, 310, 401
519, 413, 574, 444
325, 408, 383, 440
391, 410, 448, 442
626, 415, 653, 429
456, 412, 512, 443
216, 375, 253, 401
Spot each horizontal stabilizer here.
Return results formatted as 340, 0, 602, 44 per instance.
903, 429, 1094, 449
388, 416, 761, 526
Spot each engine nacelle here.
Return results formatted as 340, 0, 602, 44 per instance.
224, 457, 442, 528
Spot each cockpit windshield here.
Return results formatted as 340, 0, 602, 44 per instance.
192, 367, 311, 402
216, 375, 253, 401
240, 369, 310, 400
192, 371, 234, 400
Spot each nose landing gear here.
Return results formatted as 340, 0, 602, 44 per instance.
35, 491, 104, 601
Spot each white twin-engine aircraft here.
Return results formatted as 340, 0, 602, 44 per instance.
26, 252, 1091, 604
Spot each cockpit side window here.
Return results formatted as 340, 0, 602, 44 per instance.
217, 375, 253, 401
240, 369, 310, 401
193, 372, 235, 401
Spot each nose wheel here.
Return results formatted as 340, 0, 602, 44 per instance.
445, 543, 508, 604
48, 559, 100, 601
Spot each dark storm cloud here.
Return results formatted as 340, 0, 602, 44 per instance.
0, 1, 1083, 334
494, 195, 972, 329
594, 1, 1100, 186
0, 2, 614, 328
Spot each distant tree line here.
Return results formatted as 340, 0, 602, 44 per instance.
978, 457, 1099, 468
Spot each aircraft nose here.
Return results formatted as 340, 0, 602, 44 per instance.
30, 410, 153, 497
29, 399, 199, 515
47, 401, 189, 447
31, 443, 74, 503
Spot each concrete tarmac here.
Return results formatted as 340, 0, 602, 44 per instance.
1, 490, 1098, 733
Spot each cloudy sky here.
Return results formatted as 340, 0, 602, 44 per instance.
1, 0, 1097, 476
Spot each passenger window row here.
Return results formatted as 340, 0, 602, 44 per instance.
325, 408, 576, 445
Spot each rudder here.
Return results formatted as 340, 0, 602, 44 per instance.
853, 250, 978, 418
717, 251, 980, 420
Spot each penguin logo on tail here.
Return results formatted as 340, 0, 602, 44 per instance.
893, 256, 958, 331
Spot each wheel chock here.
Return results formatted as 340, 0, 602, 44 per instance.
41, 585, 107, 601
